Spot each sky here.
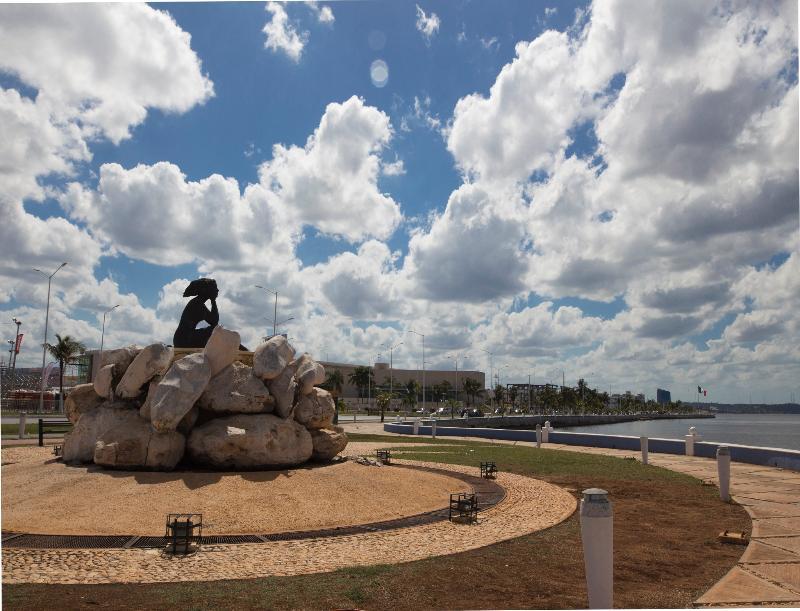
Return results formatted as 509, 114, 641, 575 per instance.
0, 0, 798, 404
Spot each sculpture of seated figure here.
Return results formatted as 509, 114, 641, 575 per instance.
173, 278, 220, 348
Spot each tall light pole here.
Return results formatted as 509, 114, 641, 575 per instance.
480, 348, 493, 411
100, 304, 120, 357
254, 285, 278, 337
382, 341, 403, 415
446, 352, 469, 405
10, 317, 21, 396
369, 352, 381, 410
264, 316, 294, 341
34, 262, 67, 413
408, 329, 425, 412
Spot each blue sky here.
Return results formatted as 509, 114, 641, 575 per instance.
0, 1, 797, 404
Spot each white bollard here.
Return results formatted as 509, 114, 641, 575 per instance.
395, 414, 401, 423
580, 488, 613, 610
431, 418, 437, 439
640, 436, 648, 465
543, 420, 551, 443
717, 446, 731, 502
413, 418, 420, 435
536, 424, 542, 448
18, 412, 26, 439
685, 426, 703, 456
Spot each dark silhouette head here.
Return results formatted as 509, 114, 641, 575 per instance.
183, 278, 218, 300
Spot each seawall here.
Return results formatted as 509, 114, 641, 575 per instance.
432, 412, 713, 429
383, 422, 800, 471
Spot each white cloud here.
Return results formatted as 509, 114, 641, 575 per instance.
415, 5, 440, 42
382, 158, 406, 176
258, 96, 403, 242
306, 1, 334, 25
403, 183, 529, 302
480, 36, 499, 51
263, 2, 308, 62
0, 3, 213, 144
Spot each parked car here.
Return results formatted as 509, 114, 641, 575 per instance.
465, 408, 484, 418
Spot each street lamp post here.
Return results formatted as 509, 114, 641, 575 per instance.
381, 341, 403, 417
263, 316, 294, 341
446, 352, 469, 406
34, 262, 67, 413
480, 348, 494, 411
369, 352, 381, 412
408, 329, 425, 412
9, 317, 21, 397
100, 304, 120, 358
254, 285, 278, 337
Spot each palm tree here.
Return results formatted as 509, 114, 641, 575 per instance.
347, 366, 373, 402
46, 334, 86, 404
493, 384, 505, 410
322, 369, 344, 424
462, 377, 481, 406
404, 379, 420, 411
376, 391, 393, 423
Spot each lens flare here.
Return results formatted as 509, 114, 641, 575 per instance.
370, 59, 389, 88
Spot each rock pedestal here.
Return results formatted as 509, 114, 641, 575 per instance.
64, 334, 345, 471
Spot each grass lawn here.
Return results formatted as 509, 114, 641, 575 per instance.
3, 434, 749, 610
1, 423, 44, 437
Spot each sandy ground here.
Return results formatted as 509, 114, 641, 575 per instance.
1, 446, 469, 535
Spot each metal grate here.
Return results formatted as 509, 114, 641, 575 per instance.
4, 534, 132, 549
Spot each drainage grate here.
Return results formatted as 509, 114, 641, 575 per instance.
2, 464, 505, 550
5, 534, 132, 549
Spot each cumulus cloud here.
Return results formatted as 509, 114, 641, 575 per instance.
0, 3, 213, 144
263, 2, 308, 62
258, 96, 403, 242
415, 5, 440, 42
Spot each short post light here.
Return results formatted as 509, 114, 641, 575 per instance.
580, 488, 613, 609
717, 446, 731, 502
536, 424, 542, 448
685, 426, 702, 456
431, 417, 437, 439
640, 436, 649, 465
542, 420, 552, 443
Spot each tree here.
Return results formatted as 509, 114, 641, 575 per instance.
322, 369, 344, 424
446, 398, 460, 419
462, 377, 481, 406
493, 384, 505, 409
47, 334, 86, 404
404, 379, 420, 411
376, 391, 393, 422
348, 366, 373, 402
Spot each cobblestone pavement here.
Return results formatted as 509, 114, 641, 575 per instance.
1, 455, 576, 585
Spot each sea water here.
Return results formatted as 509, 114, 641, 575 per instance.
558, 412, 800, 451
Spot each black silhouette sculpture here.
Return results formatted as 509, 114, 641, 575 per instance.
173, 278, 219, 348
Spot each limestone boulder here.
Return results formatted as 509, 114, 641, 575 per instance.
64, 383, 104, 424
187, 414, 313, 469
294, 387, 335, 429
198, 362, 273, 414
266, 364, 297, 419
116, 343, 174, 399
310, 426, 348, 461
99, 345, 140, 377
293, 354, 325, 395
93, 364, 115, 400
177, 405, 200, 436
63, 402, 139, 464
138, 375, 162, 421
150, 352, 211, 432
204, 326, 241, 378
94, 418, 185, 471
253, 335, 295, 381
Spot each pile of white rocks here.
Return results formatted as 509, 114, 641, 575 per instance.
62, 327, 347, 471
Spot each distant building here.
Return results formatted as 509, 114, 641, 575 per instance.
657, 388, 671, 405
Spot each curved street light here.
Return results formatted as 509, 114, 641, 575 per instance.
33, 262, 67, 412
